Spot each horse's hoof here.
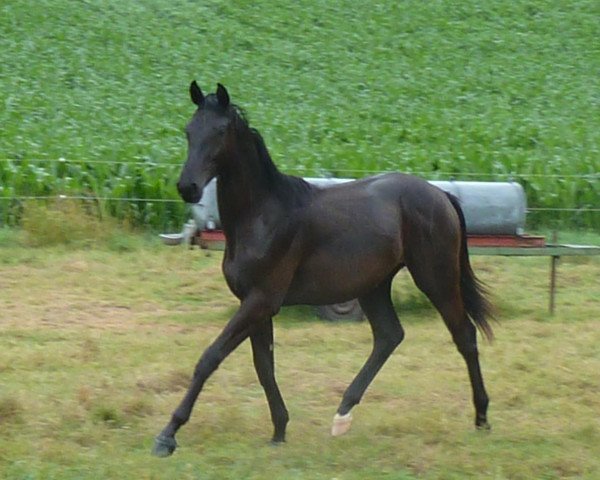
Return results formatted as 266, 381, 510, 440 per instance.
331, 412, 353, 436
270, 433, 286, 445
476, 421, 491, 431
152, 434, 177, 457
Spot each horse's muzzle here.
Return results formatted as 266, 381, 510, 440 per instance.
177, 181, 201, 204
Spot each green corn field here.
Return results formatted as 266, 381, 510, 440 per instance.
1, 0, 598, 230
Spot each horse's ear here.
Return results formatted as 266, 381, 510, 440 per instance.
216, 83, 230, 108
190, 80, 204, 106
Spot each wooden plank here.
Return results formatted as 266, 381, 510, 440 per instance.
196, 230, 600, 258
467, 235, 545, 248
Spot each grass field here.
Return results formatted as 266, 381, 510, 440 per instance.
1, 228, 599, 479
1, 0, 599, 228
2, 3, 599, 478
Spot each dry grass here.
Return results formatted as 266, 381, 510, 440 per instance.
0, 232, 599, 479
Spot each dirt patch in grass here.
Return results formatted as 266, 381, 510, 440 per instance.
0, 395, 23, 425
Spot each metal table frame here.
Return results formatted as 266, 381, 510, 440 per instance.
183, 230, 599, 317
469, 244, 600, 314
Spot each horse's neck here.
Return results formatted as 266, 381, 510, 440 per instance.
215, 131, 313, 243
216, 148, 280, 234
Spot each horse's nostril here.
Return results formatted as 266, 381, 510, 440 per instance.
177, 181, 200, 202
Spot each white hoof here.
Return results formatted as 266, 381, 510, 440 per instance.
331, 412, 353, 436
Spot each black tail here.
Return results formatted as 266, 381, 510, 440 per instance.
446, 193, 495, 341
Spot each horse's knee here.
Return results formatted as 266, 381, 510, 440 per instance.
391, 326, 405, 348
195, 346, 221, 377
247, 293, 281, 320
377, 326, 405, 356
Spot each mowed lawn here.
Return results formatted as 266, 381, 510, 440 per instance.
0, 233, 599, 479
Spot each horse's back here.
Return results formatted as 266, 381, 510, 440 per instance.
305, 172, 457, 237
284, 173, 459, 305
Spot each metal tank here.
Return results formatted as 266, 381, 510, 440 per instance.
191, 177, 527, 236
430, 180, 526, 235
190, 178, 220, 232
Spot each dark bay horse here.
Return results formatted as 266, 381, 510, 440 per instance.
152, 82, 494, 457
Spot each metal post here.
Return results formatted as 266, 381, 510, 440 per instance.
549, 255, 559, 315
549, 231, 558, 315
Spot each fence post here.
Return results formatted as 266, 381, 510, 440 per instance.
549, 231, 558, 315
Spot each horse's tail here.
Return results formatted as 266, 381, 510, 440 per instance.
446, 193, 495, 342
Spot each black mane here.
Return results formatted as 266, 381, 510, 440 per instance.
229, 104, 315, 209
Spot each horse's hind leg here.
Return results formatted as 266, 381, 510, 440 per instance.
250, 317, 289, 443
332, 277, 405, 436
407, 261, 490, 430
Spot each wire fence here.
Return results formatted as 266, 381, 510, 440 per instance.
0, 195, 181, 203
1, 158, 598, 228
2, 157, 598, 180
2, 196, 598, 213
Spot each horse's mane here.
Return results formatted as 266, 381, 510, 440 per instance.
229, 104, 315, 208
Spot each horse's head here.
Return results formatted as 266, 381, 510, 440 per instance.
177, 81, 232, 203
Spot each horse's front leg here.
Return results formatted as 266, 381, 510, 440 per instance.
152, 292, 277, 457
250, 317, 289, 443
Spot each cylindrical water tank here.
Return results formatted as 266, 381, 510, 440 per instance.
191, 177, 527, 236
430, 181, 526, 235
190, 178, 219, 232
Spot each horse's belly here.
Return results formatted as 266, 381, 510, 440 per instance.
284, 235, 403, 305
